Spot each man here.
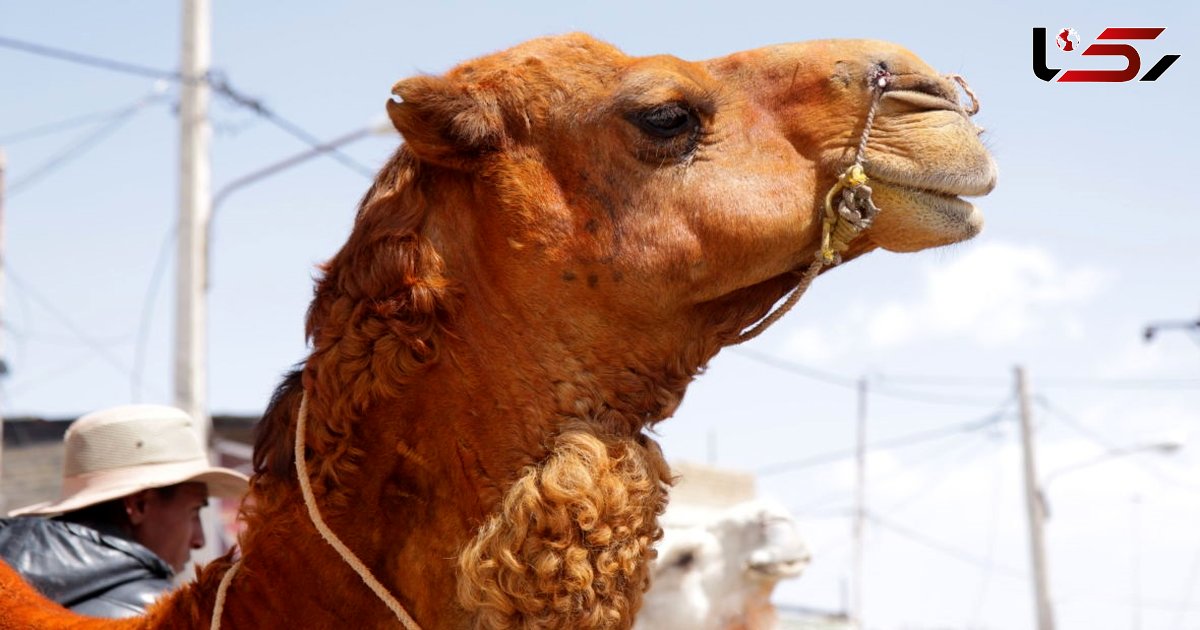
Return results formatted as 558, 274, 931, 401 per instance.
0, 405, 249, 618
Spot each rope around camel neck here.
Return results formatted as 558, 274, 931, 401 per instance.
210, 392, 423, 630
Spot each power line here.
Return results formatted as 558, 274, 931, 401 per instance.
865, 511, 1028, 579
730, 347, 857, 388
1039, 377, 1200, 390
8, 91, 167, 197
791, 428, 1000, 516
0, 35, 180, 80
206, 73, 376, 178
0, 317, 133, 348
733, 348, 1009, 407
3, 351, 99, 400
759, 399, 1011, 476
876, 373, 1009, 389
879, 372, 1200, 391
881, 432, 1002, 515
131, 224, 177, 402
0, 35, 375, 178
0, 97, 166, 145
1036, 396, 1200, 493
2, 260, 158, 399
968, 428, 1009, 628
871, 383, 1010, 407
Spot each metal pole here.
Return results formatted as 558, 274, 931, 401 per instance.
176, 0, 211, 444
852, 376, 867, 629
1016, 365, 1055, 630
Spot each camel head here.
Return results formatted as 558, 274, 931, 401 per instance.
638, 499, 811, 630
248, 33, 995, 630
367, 34, 995, 408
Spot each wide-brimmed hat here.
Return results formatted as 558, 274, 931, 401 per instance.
9, 405, 249, 517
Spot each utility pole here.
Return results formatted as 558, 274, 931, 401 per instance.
1016, 365, 1055, 630
177, 0, 211, 445
852, 376, 868, 630
177, 0, 223, 571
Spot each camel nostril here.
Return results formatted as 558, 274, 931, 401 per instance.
879, 73, 964, 112
903, 76, 955, 101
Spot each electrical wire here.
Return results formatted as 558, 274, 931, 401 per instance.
880, 372, 1200, 391
880, 431, 1003, 516
1036, 396, 1200, 493
0, 35, 179, 80
730, 346, 857, 388
0, 98, 165, 145
3, 261, 159, 399
733, 348, 1009, 407
791, 428, 1002, 517
759, 398, 1011, 476
1039, 377, 1200, 390
968, 430, 1008, 628
0, 317, 133, 348
865, 511, 1028, 579
131, 224, 177, 403
876, 373, 1009, 389
205, 72, 375, 178
7, 91, 167, 197
3, 351, 98, 400
0, 35, 374, 178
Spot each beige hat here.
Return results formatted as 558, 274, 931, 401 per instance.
9, 405, 250, 517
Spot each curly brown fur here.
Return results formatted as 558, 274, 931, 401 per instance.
241, 147, 461, 526
457, 423, 672, 629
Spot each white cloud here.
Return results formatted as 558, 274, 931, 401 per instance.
785, 242, 1107, 358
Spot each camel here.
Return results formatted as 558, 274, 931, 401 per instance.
636, 499, 811, 630
0, 33, 994, 629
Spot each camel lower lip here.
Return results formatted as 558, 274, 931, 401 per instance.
868, 178, 979, 220
873, 181, 981, 221
866, 163, 995, 198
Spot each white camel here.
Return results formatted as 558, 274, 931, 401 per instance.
637, 499, 811, 630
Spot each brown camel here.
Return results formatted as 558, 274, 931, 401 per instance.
0, 33, 994, 629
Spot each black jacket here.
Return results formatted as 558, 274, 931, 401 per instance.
0, 517, 174, 618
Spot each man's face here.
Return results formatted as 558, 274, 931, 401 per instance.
127, 482, 209, 572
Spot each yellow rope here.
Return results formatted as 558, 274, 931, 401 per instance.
735, 162, 872, 345
734, 72, 891, 345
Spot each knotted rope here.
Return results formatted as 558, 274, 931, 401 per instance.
210, 391, 423, 630
734, 69, 984, 344
733, 68, 891, 344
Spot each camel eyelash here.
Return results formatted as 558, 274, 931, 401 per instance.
629, 103, 709, 165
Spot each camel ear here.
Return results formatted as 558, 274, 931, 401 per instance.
387, 75, 504, 170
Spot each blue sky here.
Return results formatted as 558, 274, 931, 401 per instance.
1, 1, 1198, 628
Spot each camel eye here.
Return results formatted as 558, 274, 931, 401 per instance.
630, 103, 697, 139
671, 549, 697, 570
